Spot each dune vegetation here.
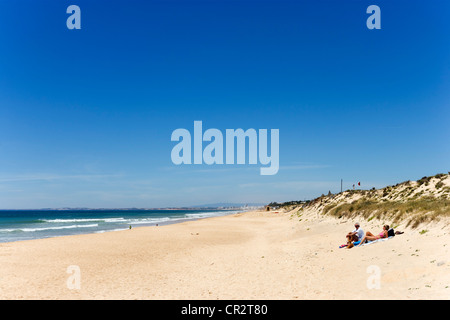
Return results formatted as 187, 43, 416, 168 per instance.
270, 173, 450, 228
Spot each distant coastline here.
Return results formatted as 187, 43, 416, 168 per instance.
0, 203, 265, 211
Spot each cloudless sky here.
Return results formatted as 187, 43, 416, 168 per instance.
0, 0, 449, 208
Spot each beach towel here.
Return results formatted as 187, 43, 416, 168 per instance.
339, 237, 394, 248
339, 240, 361, 248
358, 236, 394, 247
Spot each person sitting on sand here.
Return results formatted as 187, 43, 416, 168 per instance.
346, 222, 364, 243
357, 225, 389, 247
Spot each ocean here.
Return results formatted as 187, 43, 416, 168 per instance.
0, 209, 241, 243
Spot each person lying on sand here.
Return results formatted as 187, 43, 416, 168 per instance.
357, 225, 389, 247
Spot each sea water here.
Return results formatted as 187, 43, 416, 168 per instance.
0, 209, 240, 243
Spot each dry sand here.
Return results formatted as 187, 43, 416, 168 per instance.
0, 209, 449, 299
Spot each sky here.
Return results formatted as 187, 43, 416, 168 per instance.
0, 0, 449, 209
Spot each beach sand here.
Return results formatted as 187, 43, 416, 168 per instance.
0, 209, 449, 299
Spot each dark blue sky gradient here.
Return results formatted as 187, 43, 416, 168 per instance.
0, 0, 449, 208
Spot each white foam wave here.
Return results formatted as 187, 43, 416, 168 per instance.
127, 217, 171, 224
184, 210, 239, 219
0, 224, 99, 233
43, 218, 127, 223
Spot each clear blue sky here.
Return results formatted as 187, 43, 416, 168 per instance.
0, 0, 449, 208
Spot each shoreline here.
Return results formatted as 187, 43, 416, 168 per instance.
0, 209, 245, 244
0, 209, 449, 299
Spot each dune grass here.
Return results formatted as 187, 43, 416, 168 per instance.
323, 196, 450, 228
277, 173, 450, 228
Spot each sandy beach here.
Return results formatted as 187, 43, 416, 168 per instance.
0, 208, 449, 300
